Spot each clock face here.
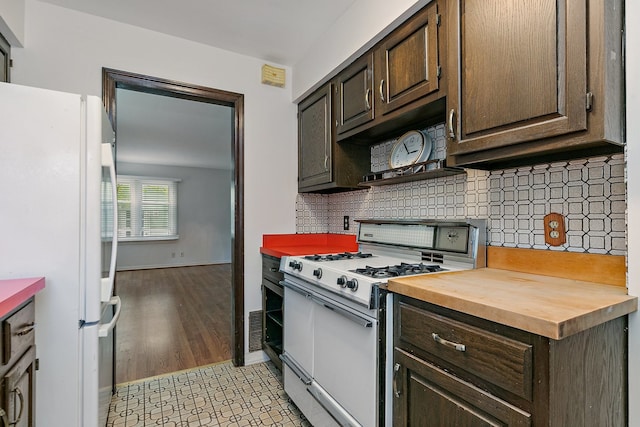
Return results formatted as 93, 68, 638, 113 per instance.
389, 130, 431, 169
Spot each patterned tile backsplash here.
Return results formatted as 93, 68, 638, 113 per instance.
296, 124, 627, 255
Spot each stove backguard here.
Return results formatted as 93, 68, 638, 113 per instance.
356, 219, 487, 270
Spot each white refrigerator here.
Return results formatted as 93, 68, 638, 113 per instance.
0, 82, 120, 427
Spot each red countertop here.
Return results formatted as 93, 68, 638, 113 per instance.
260, 233, 358, 258
0, 277, 45, 318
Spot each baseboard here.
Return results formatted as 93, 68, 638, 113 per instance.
244, 350, 270, 366
117, 260, 231, 271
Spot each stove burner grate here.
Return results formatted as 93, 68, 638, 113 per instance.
352, 262, 447, 278
304, 252, 373, 261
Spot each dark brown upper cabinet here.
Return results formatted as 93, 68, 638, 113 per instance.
298, 83, 333, 191
446, 0, 624, 169
375, 0, 441, 117
335, 53, 375, 136
335, 0, 446, 143
298, 82, 370, 193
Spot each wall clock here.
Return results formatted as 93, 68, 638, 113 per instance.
389, 130, 432, 169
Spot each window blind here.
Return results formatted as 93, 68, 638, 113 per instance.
116, 175, 179, 241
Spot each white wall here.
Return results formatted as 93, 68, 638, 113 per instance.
0, 0, 24, 45
292, 0, 427, 99
115, 162, 232, 270
625, 1, 639, 426
8, 1, 298, 424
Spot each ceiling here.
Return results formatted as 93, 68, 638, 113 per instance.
40, 0, 358, 169
115, 89, 233, 170
39, 0, 358, 66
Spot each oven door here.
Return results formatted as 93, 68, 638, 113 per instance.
282, 280, 341, 427
312, 292, 378, 427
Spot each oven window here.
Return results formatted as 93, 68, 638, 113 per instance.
0, 32, 10, 82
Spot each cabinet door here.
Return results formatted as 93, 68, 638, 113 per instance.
447, 0, 587, 157
393, 348, 531, 426
3, 346, 35, 427
336, 53, 374, 135
298, 83, 333, 190
375, 0, 441, 116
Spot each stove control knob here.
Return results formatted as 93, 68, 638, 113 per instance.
289, 260, 303, 271
313, 268, 323, 279
346, 278, 359, 291
337, 275, 348, 287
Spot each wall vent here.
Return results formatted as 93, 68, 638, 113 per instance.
248, 310, 263, 352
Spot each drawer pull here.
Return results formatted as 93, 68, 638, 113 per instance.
432, 333, 466, 352
393, 363, 402, 398
448, 109, 456, 139
269, 267, 278, 272
12, 386, 24, 425
15, 323, 35, 336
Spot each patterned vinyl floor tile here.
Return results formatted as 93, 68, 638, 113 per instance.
107, 361, 311, 427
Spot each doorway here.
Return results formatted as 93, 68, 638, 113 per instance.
102, 68, 245, 374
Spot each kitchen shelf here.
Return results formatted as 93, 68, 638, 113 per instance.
359, 159, 466, 187
265, 340, 283, 355
266, 310, 283, 328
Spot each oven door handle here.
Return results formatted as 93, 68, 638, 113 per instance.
280, 353, 312, 385
307, 382, 362, 427
281, 279, 313, 299
312, 296, 373, 328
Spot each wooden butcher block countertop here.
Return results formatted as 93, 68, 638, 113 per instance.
387, 268, 637, 340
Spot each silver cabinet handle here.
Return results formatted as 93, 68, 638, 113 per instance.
432, 333, 466, 352
365, 88, 371, 110
393, 363, 401, 398
379, 79, 385, 102
448, 109, 456, 139
12, 387, 24, 425
15, 322, 35, 336
269, 267, 278, 272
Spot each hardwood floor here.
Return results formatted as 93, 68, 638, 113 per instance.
114, 264, 232, 384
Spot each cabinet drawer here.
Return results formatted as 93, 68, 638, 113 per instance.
262, 255, 283, 286
397, 302, 533, 400
394, 348, 531, 426
2, 301, 35, 365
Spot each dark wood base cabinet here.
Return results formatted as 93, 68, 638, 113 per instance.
262, 255, 283, 370
393, 295, 627, 427
0, 299, 36, 427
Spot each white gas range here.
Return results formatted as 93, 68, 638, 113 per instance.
280, 219, 487, 427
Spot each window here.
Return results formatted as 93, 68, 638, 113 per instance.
116, 175, 179, 241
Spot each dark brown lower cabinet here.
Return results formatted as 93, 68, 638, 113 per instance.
393, 295, 628, 427
394, 348, 530, 426
0, 299, 36, 427
2, 346, 35, 427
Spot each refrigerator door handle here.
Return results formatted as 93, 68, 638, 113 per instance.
101, 142, 119, 301
98, 296, 122, 338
